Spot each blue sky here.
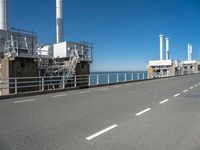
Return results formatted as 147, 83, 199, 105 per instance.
9, 0, 200, 71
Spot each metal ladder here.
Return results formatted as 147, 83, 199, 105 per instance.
59, 45, 80, 88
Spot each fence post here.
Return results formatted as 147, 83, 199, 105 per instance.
137, 73, 140, 80
42, 77, 44, 91
97, 75, 99, 85
15, 78, 17, 94
131, 73, 134, 81
74, 76, 77, 87
107, 74, 110, 84
62, 76, 65, 89
125, 73, 127, 82
88, 75, 91, 86
117, 74, 119, 83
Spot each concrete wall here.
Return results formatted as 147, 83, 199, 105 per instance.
0, 58, 39, 95
75, 61, 90, 87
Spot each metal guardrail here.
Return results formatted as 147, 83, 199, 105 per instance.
0, 72, 148, 96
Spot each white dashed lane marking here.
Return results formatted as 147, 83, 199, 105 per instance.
52, 94, 68, 98
14, 99, 36, 104
174, 93, 180, 97
80, 91, 90, 94
183, 89, 188, 93
160, 99, 169, 104
86, 124, 118, 140
136, 108, 151, 116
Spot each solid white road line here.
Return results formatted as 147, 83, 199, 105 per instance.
183, 89, 188, 93
96, 88, 108, 91
136, 108, 151, 116
14, 99, 36, 104
114, 85, 121, 88
86, 124, 118, 140
80, 91, 90, 94
52, 94, 68, 98
174, 93, 180, 97
160, 99, 169, 104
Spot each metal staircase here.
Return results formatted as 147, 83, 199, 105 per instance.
38, 45, 80, 89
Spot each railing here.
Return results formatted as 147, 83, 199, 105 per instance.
90, 72, 148, 86
0, 72, 148, 96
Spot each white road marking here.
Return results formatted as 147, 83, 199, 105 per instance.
96, 88, 108, 91
199, 83, 200, 85
190, 87, 194, 89
52, 94, 68, 98
114, 85, 121, 88
136, 108, 151, 116
183, 89, 188, 93
174, 93, 180, 97
14, 99, 36, 104
160, 99, 169, 104
80, 91, 90, 94
194, 84, 198, 87
86, 124, 118, 140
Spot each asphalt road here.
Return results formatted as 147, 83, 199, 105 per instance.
0, 74, 200, 150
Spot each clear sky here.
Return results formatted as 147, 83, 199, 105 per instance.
9, 0, 200, 71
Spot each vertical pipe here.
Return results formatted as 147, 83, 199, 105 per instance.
160, 34, 164, 60
188, 43, 192, 61
56, 0, 64, 43
0, 0, 7, 30
166, 37, 170, 60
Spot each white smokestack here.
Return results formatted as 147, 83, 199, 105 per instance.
166, 37, 170, 60
56, 0, 64, 43
159, 34, 164, 60
188, 43, 193, 61
0, 0, 8, 30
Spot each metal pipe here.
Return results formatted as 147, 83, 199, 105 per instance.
166, 37, 170, 60
0, 0, 7, 30
56, 0, 64, 43
159, 34, 164, 60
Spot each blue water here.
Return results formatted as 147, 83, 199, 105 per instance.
90, 71, 148, 86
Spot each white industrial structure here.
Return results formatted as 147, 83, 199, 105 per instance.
166, 37, 170, 60
159, 34, 164, 60
148, 34, 181, 78
188, 43, 193, 61
0, 0, 93, 95
56, 0, 64, 43
0, 0, 7, 31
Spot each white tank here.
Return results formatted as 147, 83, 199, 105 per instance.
0, 0, 7, 30
56, 0, 64, 43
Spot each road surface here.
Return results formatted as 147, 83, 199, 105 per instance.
0, 74, 200, 150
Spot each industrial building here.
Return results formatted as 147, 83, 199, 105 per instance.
0, 0, 93, 95
148, 34, 182, 78
181, 44, 200, 74
148, 34, 200, 79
